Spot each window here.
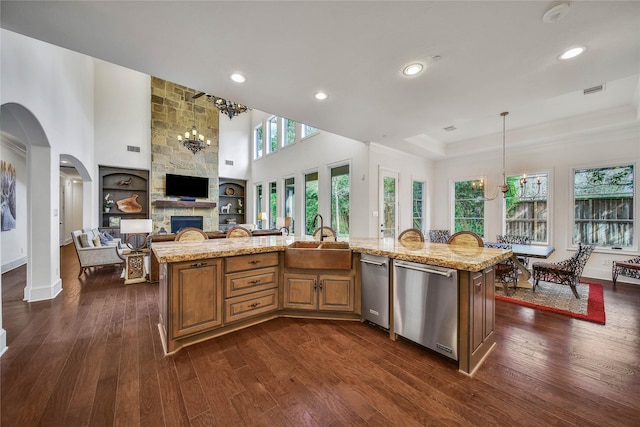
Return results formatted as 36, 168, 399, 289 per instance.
330, 165, 350, 237
283, 118, 296, 147
254, 124, 263, 159
304, 172, 318, 235
255, 184, 263, 229
453, 180, 484, 237
268, 116, 278, 154
302, 124, 318, 138
269, 181, 277, 229
504, 173, 548, 243
412, 180, 425, 231
573, 165, 634, 248
284, 177, 295, 233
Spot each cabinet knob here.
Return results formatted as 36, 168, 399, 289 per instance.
248, 280, 260, 285
249, 260, 261, 265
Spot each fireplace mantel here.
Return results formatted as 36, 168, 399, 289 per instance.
154, 200, 216, 209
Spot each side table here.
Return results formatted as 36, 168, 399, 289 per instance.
123, 249, 149, 285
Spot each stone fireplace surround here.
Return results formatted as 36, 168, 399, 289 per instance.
150, 77, 220, 234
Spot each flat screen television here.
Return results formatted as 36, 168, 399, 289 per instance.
165, 173, 209, 199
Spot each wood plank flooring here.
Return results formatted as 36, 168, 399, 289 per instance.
2, 243, 639, 426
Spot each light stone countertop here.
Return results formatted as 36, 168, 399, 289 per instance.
152, 235, 511, 272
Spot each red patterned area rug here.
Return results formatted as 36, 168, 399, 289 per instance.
495, 281, 605, 324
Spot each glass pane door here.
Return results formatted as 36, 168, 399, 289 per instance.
379, 170, 398, 239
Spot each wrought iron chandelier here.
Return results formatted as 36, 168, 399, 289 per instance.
205, 95, 249, 119
475, 112, 541, 201
177, 96, 210, 154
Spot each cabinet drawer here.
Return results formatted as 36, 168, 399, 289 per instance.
225, 289, 279, 323
225, 266, 278, 297
225, 252, 279, 273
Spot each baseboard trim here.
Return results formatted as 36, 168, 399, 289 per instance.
1, 257, 27, 274
24, 278, 63, 302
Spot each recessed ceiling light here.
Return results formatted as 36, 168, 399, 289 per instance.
230, 73, 246, 83
314, 91, 328, 100
559, 46, 586, 60
402, 63, 424, 76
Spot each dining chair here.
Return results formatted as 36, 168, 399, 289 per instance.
484, 242, 518, 296
497, 234, 532, 267
532, 244, 594, 298
398, 228, 425, 243
313, 226, 337, 241
226, 226, 253, 238
175, 227, 208, 241
447, 231, 483, 247
428, 229, 451, 244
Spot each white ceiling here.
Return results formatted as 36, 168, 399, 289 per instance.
2, 1, 639, 158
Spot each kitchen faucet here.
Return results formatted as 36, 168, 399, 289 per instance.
312, 213, 325, 241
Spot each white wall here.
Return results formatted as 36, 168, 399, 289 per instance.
1, 139, 27, 273
218, 113, 251, 180
250, 110, 369, 237
433, 116, 640, 282
368, 143, 435, 237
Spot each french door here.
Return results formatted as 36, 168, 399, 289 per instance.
379, 169, 398, 239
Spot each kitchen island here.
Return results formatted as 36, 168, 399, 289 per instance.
153, 236, 510, 375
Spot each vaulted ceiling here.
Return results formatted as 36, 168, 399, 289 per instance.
2, 1, 639, 158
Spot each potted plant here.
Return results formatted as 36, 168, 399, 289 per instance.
104, 193, 115, 212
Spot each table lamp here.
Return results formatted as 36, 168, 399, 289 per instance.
120, 219, 153, 251
257, 212, 268, 230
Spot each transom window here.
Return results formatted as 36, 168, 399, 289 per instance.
283, 118, 296, 146
254, 124, 263, 159
573, 165, 634, 248
267, 116, 278, 154
302, 124, 318, 138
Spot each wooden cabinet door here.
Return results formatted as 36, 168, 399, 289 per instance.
471, 271, 485, 353
283, 273, 317, 310
318, 275, 354, 312
171, 259, 223, 338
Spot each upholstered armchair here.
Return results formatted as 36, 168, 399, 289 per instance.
71, 230, 124, 277
532, 244, 594, 298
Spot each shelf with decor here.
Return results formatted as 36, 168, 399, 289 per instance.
219, 178, 246, 231
99, 166, 150, 231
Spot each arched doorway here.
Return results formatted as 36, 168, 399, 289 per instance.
1, 103, 62, 302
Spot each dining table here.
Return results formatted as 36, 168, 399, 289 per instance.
485, 242, 555, 288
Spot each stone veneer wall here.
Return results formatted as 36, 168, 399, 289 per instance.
150, 77, 220, 233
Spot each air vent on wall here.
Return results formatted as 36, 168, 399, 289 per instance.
443, 125, 456, 132
127, 145, 141, 152
225, 160, 234, 166
584, 84, 605, 95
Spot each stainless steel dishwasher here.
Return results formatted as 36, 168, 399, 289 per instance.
360, 254, 390, 328
393, 260, 458, 360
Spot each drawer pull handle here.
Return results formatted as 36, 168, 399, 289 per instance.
248, 302, 260, 308
248, 280, 260, 284
249, 260, 261, 265
191, 262, 208, 268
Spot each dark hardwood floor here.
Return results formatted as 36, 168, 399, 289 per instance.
2, 244, 639, 426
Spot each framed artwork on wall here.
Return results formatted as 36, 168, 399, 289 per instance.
1, 160, 17, 231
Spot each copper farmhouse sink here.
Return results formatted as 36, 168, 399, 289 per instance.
285, 241, 352, 270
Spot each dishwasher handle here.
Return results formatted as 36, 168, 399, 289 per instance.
360, 259, 387, 267
394, 261, 454, 277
